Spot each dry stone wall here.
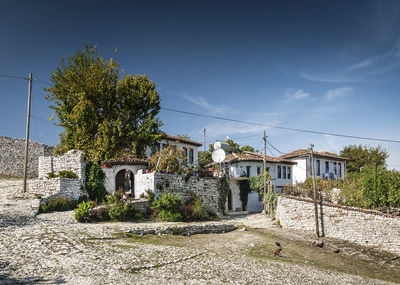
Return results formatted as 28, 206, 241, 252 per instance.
136, 172, 220, 215
0, 136, 54, 178
27, 177, 83, 201
276, 196, 400, 255
39, 150, 86, 182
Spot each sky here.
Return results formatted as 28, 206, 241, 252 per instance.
0, 0, 399, 169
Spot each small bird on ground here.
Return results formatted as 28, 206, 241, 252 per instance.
273, 242, 282, 256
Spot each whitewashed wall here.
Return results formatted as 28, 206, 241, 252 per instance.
103, 165, 147, 196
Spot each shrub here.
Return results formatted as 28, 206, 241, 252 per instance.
74, 201, 95, 222
152, 192, 183, 222
46, 171, 77, 179
104, 191, 137, 221
85, 162, 107, 202
39, 197, 77, 213
58, 170, 78, 178
145, 189, 155, 204
192, 198, 213, 221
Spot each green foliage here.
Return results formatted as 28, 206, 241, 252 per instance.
74, 201, 95, 222
39, 197, 78, 213
265, 191, 279, 218
239, 179, 251, 211
198, 151, 212, 166
45, 43, 162, 161
176, 134, 191, 139
149, 145, 187, 174
107, 200, 133, 221
340, 145, 388, 173
217, 173, 230, 212
341, 165, 400, 209
85, 162, 107, 202
248, 171, 271, 198
47, 171, 77, 179
240, 145, 255, 152
145, 189, 155, 204
181, 193, 216, 221
152, 192, 183, 222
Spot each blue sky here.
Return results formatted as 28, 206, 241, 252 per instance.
0, 0, 400, 169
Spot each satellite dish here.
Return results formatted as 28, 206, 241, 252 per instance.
214, 141, 230, 151
212, 149, 226, 163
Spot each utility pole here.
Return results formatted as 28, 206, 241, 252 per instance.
263, 130, 267, 214
23, 73, 33, 193
203, 128, 206, 152
309, 143, 320, 237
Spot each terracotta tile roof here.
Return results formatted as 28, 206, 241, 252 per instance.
279, 149, 349, 161
162, 134, 202, 147
104, 157, 149, 166
207, 151, 296, 166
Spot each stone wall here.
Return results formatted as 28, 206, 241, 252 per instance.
27, 177, 83, 201
136, 172, 220, 215
39, 150, 86, 182
276, 196, 400, 255
0, 136, 54, 178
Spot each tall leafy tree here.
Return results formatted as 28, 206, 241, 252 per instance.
340, 145, 388, 173
45, 44, 162, 162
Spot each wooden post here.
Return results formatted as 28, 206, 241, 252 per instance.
263, 130, 267, 214
310, 143, 320, 237
23, 73, 33, 193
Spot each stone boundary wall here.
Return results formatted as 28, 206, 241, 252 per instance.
0, 136, 54, 178
136, 172, 220, 215
27, 177, 83, 201
38, 150, 86, 181
127, 224, 237, 236
276, 196, 400, 254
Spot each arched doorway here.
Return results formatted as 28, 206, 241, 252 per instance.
115, 169, 135, 198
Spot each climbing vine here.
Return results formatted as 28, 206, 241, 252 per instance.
217, 173, 230, 212
239, 179, 251, 211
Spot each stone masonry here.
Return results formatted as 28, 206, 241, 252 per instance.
136, 172, 220, 215
38, 149, 86, 182
0, 136, 54, 178
27, 150, 86, 201
276, 196, 400, 255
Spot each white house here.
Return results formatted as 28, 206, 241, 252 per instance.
146, 134, 202, 166
103, 134, 202, 196
279, 149, 349, 185
209, 151, 296, 213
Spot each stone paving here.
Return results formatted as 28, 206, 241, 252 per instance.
0, 179, 396, 284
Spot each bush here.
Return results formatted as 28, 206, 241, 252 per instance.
85, 162, 107, 202
192, 198, 213, 221
74, 201, 95, 222
39, 197, 78, 213
104, 191, 137, 221
46, 171, 78, 179
152, 192, 183, 222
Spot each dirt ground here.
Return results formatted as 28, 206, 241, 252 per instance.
1, 179, 399, 284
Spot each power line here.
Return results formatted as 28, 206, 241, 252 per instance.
0, 74, 28, 80
267, 140, 285, 155
161, 107, 400, 144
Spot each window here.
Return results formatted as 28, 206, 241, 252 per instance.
316, 160, 320, 176
257, 166, 261, 175
278, 166, 281, 179
258, 194, 262, 201
334, 162, 337, 175
189, 149, 194, 164
283, 166, 286, 179
325, 161, 329, 173
246, 166, 251, 177
183, 147, 188, 159
287, 167, 291, 179
338, 163, 342, 178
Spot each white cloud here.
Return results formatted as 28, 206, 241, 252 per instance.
182, 94, 227, 115
300, 72, 361, 83
325, 87, 353, 100
285, 89, 310, 100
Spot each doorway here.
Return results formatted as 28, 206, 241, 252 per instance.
115, 169, 135, 198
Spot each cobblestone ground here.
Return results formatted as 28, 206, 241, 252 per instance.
0, 180, 396, 284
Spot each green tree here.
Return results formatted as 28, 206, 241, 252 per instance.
240, 145, 255, 152
45, 43, 162, 162
340, 145, 388, 173
149, 145, 187, 174
176, 134, 191, 139
198, 151, 212, 166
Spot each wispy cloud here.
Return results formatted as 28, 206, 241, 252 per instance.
182, 94, 227, 115
300, 72, 362, 83
285, 89, 310, 100
325, 87, 353, 100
